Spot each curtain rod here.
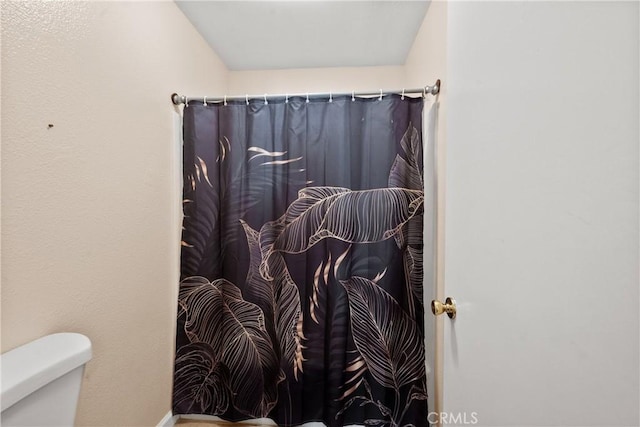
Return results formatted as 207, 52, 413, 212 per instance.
170, 80, 440, 105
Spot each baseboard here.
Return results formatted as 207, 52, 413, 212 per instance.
157, 411, 179, 427
179, 414, 278, 425
178, 415, 333, 426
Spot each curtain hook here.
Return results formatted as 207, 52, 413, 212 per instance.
246, 94, 249, 105
184, 96, 189, 107
306, 93, 309, 104
264, 94, 268, 105
203, 96, 207, 106
423, 87, 427, 98
285, 93, 289, 104
223, 95, 227, 106
329, 91, 333, 103
401, 88, 405, 100
352, 90, 355, 102
379, 89, 383, 101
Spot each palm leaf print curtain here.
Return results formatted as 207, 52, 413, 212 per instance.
173, 94, 429, 427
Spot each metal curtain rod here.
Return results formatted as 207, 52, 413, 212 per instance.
171, 80, 440, 105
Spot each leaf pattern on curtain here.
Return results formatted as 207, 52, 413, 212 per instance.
181, 139, 307, 279
241, 219, 306, 380
389, 125, 423, 191
174, 97, 429, 427
177, 277, 281, 418
173, 342, 230, 415
268, 187, 423, 255
180, 154, 220, 277
389, 125, 426, 318
341, 276, 426, 391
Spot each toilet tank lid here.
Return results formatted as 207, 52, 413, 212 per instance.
1, 333, 92, 412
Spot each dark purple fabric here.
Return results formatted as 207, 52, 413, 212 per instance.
173, 95, 428, 427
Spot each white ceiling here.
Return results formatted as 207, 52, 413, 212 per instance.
175, 1, 430, 71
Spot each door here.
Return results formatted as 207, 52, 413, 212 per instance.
439, 2, 639, 426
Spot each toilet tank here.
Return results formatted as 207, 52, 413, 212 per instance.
1, 333, 92, 427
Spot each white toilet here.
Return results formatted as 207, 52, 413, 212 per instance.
1, 333, 92, 427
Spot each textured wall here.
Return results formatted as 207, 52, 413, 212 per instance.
227, 65, 406, 95
0, 2, 227, 425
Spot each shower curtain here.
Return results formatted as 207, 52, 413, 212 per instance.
173, 94, 429, 427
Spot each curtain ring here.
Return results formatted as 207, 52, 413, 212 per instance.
285, 93, 289, 104
203, 96, 207, 106
379, 89, 383, 101
246, 94, 249, 105
329, 91, 333, 103
223, 95, 227, 106
306, 93, 309, 104
423, 87, 427, 98
352, 90, 355, 102
401, 88, 405, 100
184, 96, 189, 107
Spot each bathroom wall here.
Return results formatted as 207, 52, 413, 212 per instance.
1, 2, 227, 426
227, 65, 406, 95
443, 1, 639, 425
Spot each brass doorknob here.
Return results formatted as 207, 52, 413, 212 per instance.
431, 297, 456, 319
